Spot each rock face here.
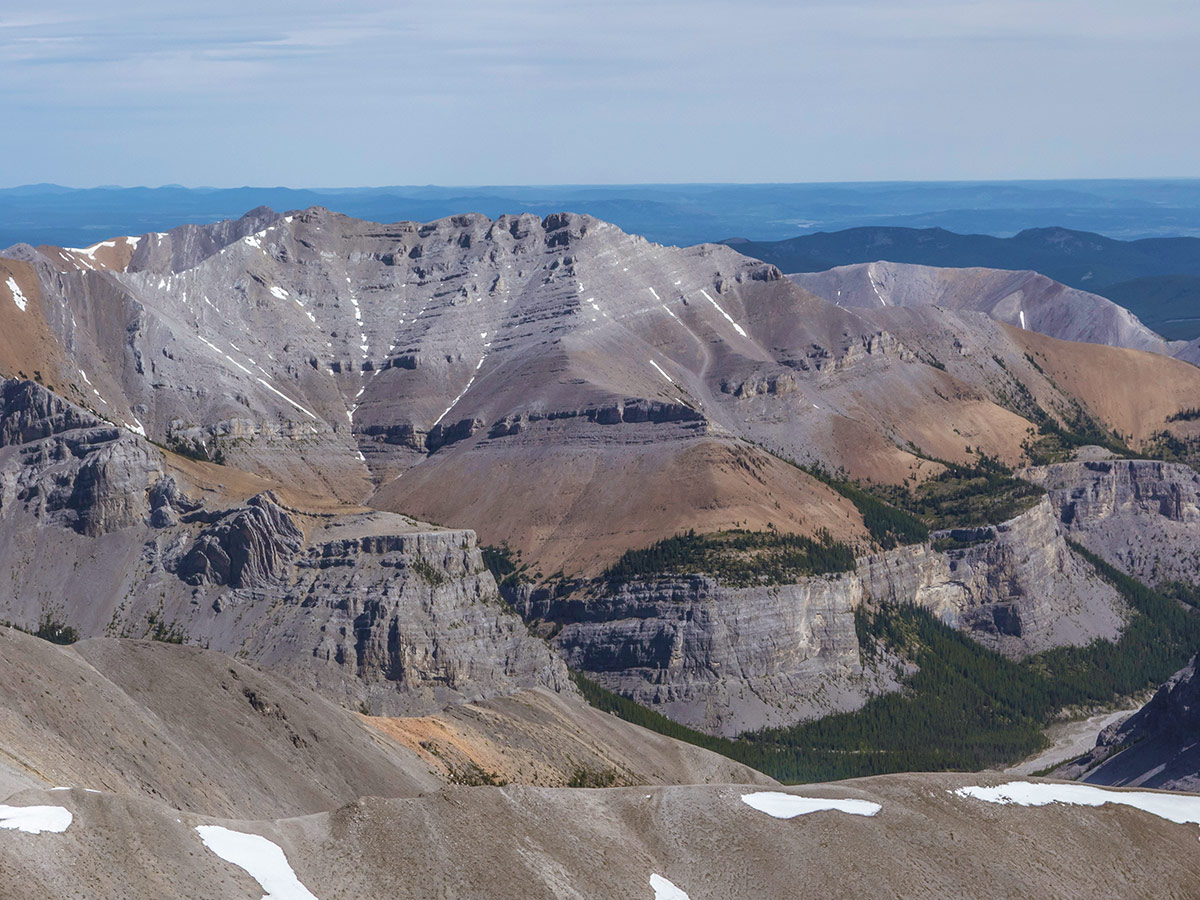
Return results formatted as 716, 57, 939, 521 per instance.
1054, 655, 1200, 791
523, 497, 1125, 736
1024, 459, 1200, 586
524, 573, 883, 737
0, 379, 570, 715
177, 492, 304, 588
0, 380, 165, 536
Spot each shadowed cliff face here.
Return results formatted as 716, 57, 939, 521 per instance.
1055, 654, 1200, 791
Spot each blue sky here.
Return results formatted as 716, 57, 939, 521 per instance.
1, 0, 1197, 186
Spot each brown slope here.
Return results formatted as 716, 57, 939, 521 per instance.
365, 686, 775, 788
37, 235, 141, 273
1012, 325, 1200, 443
0, 259, 69, 386
372, 435, 867, 577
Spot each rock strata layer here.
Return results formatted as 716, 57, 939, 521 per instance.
0, 379, 570, 714
522, 497, 1124, 736
1024, 459, 1200, 586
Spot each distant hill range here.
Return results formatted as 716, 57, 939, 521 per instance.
6, 178, 1200, 249
727, 226, 1200, 341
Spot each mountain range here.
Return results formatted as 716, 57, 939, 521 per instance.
4, 203, 1200, 898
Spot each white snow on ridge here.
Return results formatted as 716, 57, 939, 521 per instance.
698, 289, 748, 338
65, 240, 116, 260
6, 277, 27, 311
125, 417, 146, 438
195, 826, 319, 900
650, 874, 691, 900
741, 791, 882, 819
954, 782, 1200, 827
0, 804, 73, 834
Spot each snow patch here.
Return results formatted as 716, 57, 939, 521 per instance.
256, 378, 318, 420
698, 289, 747, 337
650, 874, 691, 900
269, 286, 290, 301
741, 791, 881, 819
65, 240, 116, 260
1019, 310, 1026, 329
125, 417, 146, 438
954, 782, 1200, 827
867, 264, 887, 306
649, 360, 674, 385
0, 804, 72, 834
195, 826, 319, 900
647, 286, 661, 301
6, 277, 27, 311
432, 354, 487, 427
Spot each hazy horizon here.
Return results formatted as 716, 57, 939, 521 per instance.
7, 176, 1200, 192
2, 1, 1196, 187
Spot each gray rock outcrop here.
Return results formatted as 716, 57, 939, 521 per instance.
524, 497, 1125, 736
1024, 459, 1200, 586
177, 492, 303, 588
792, 261, 1180, 355
0, 379, 571, 714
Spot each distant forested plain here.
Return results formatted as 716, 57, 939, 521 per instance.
5, 179, 1200, 249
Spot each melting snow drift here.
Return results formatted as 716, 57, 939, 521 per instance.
196, 826, 319, 900
6, 277, 27, 312
650, 873, 691, 899
0, 804, 72, 834
954, 782, 1200, 827
741, 791, 882, 819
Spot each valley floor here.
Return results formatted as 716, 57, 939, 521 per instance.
1004, 707, 1140, 776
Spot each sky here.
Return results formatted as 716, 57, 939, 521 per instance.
1, 0, 1197, 187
